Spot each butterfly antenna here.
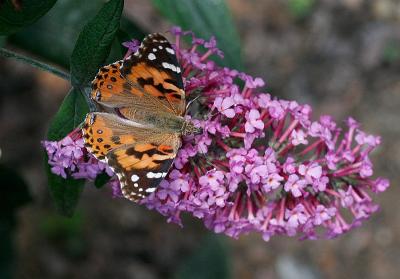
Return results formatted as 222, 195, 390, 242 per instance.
186, 94, 202, 111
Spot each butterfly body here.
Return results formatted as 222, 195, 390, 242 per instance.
82, 33, 199, 202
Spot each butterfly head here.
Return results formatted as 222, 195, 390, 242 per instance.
182, 120, 203, 136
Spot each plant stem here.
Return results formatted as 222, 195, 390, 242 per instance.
0, 48, 70, 81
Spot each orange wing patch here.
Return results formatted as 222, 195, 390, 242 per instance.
90, 61, 145, 107
124, 62, 185, 115
82, 113, 137, 161
109, 143, 175, 171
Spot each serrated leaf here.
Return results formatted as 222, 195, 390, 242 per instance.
47, 88, 88, 141
152, 0, 242, 70
174, 235, 231, 279
0, 0, 57, 35
70, 0, 123, 87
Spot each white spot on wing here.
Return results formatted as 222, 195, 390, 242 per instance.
145, 187, 156, 193
131, 174, 139, 182
161, 62, 180, 73
148, 53, 156, 60
146, 172, 167, 179
166, 47, 175, 54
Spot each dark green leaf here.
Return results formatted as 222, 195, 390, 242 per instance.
0, 165, 31, 278
0, 218, 14, 279
9, 0, 104, 68
0, 47, 69, 80
119, 17, 146, 41
0, 36, 5, 47
45, 161, 85, 217
70, 0, 124, 87
0, 165, 31, 221
47, 88, 88, 141
152, 0, 243, 70
94, 172, 111, 189
45, 87, 88, 216
174, 235, 231, 279
0, 0, 57, 35
9, 0, 145, 70
287, 0, 315, 19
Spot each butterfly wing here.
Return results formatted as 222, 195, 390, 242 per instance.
83, 33, 187, 202
108, 137, 179, 201
82, 112, 180, 201
90, 33, 185, 117
121, 33, 186, 116
90, 61, 175, 114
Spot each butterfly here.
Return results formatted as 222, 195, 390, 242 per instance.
81, 33, 200, 202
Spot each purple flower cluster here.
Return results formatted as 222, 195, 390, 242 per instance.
43, 27, 389, 241
42, 130, 122, 197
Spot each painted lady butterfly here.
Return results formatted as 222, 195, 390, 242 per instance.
82, 33, 200, 202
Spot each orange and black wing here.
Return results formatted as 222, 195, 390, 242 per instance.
121, 33, 186, 116
82, 112, 180, 201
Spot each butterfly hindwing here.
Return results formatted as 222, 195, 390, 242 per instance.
107, 141, 179, 201
121, 33, 186, 116
82, 112, 181, 201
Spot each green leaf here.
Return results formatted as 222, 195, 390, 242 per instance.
152, 0, 243, 70
45, 161, 85, 217
45, 88, 88, 217
47, 88, 88, 141
0, 218, 14, 279
287, 0, 315, 19
0, 36, 6, 47
9, 0, 104, 68
174, 235, 231, 279
0, 47, 69, 80
0, 0, 57, 35
0, 165, 31, 279
0, 165, 31, 221
94, 172, 111, 189
9, 0, 145, 70
70, 0, 124, 87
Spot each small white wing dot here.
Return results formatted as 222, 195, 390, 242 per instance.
146, 172, 155, 178
145, 187, 156, 193
148, 53, 156, 60
131, 174, 140, 182
166, 47, 175, 54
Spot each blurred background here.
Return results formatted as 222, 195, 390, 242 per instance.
0, 0, 399, 278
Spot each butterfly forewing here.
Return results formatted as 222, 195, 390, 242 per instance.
121, 33, 186, 116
